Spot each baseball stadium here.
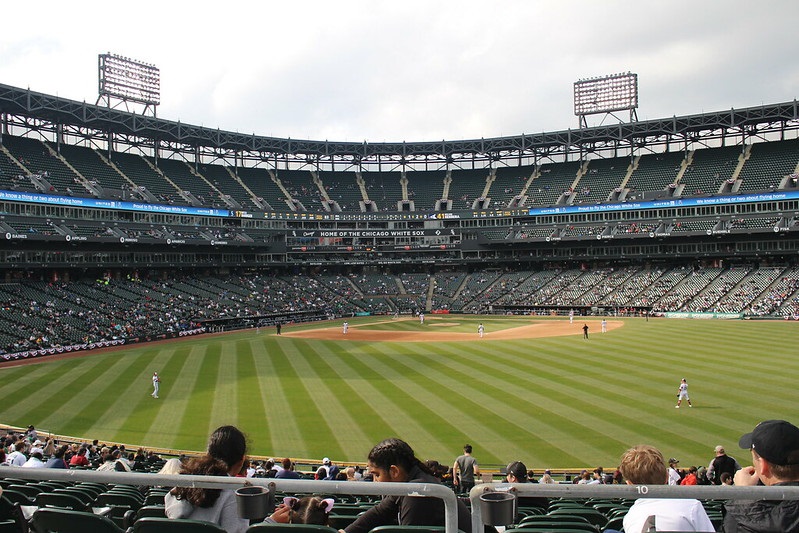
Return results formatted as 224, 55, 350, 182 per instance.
1, 51, 799, 532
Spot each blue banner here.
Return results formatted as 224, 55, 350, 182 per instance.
528, 190, 799, 216
0, 190, 230, 217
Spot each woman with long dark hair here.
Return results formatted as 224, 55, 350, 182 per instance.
165, 426, 250, 533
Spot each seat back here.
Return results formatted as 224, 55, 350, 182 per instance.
51, 488, 95, 505
132, 517, 228, 533
0, 491, 32, 507
548, 508, 608, 528
30, 507, 123, 533
34, 492, 89, 512
369, 526, 447, 533
96, 492, 143, 510
0, 495, 29, 533
5, 486, 42, 499
245, 524, 341, 533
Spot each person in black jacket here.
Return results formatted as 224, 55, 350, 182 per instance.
344, 438, 472, 533
708, 445, 741, 485
723, 419, 799, 532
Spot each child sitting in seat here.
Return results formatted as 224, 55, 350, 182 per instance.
267, 496, 335, 525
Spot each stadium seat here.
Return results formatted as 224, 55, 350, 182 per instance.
547, 508, 608, 528
34, 492, 90, 512
132, 506, 167, 520
512, 522, 597, 533
5, 486, 42, 499
51, 488, 95, 505
327, 513, 359, 529
369, 526, 448, 533
96, 492, 144, 510
0, 491, 32, 507
601, 516, 623, 532
30, 507, 126, 533
132, 517, 228, 533
0, 495, 28, 533
246, 524, 340, 533
519, 515, 591, 526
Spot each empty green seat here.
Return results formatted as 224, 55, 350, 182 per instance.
31, 507, 126, 533
132, 517, 228, 533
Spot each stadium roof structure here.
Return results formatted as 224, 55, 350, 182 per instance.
1, 82, 798, 171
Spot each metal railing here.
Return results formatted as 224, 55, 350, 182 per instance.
2, 468, 460, 533
5, 468, 799, 533
469, 483, 799, 533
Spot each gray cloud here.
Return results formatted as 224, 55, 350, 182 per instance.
1, 0, 797, 142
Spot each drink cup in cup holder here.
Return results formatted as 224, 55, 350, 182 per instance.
235, 484, 275, 520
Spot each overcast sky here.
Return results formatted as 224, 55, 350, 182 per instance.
2, 1, 798, 143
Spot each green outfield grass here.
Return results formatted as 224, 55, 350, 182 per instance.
1, 316, 796, 470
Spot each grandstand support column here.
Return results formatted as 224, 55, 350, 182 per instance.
268, 169, 296, 210
725, 145, 751, 194
426, 277, 436, 312
226, 166, 265, 209
94, 149, 139, 193
481, 168, 496, 200
355, 172, 370, 204
0, 144, 29, 175
442, 170, 452, 201
673, 150, 695, 189
520, 166, 541, 198
48, 143, 101, 197
143, 157, 184, 200
311, 170, 331, 202
618, 155, 640, 191
400, 171, 409, 201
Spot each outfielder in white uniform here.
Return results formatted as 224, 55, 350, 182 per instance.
152, 372, 160, 399
477, 323, 484, 338
676, 378, 692, 408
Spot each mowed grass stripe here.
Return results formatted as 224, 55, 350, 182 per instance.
234, 340, 272, 448
494, 337, 751, 457
272, 338, 351, 460
444, 336, 738, 464
0, 355, 108, 429
249, 338, 305, 458
34, 348, 158, 439
370, 342, 524, 464
297, 340, 385, 456
266, 340, 340, 460
82, 347, 175, 441
138, 344, 210, 450
1, 319, 797, 468
207, 338, 242, 432
306, 341, 415, 456
34, 357, 113, 433
411, 340, 640, 466
331, 342, 456, 463
379, 340, 572, 465
175, 342, 222, 450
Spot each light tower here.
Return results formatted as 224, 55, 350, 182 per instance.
96, 53, 160, 116
574, 72, 638, 128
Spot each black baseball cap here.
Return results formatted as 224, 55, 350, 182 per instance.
506, 461, 528, 481
738, 419, 799, 466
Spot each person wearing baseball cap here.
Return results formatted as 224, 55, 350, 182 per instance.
722, 419, 799, 532
505, 460, 548, 513
667, 457, 682, 485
